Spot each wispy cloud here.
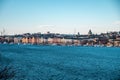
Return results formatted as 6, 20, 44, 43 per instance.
37, 25, 56, 28
35, 25, 56, 33
113, 21, 120, 25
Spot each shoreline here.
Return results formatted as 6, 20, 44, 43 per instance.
0, 42, 120, 48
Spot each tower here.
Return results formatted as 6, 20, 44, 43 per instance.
88, 29, 92, 35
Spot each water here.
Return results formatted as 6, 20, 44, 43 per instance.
0, 44, 120, 80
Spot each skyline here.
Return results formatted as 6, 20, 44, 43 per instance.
0, 0, 120, 35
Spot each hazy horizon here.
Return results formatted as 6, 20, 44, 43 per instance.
0, 0, 120, 35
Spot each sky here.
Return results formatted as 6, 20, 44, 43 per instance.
0, 0, 120, 35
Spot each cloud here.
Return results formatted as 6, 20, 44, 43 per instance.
113, 21, 120, 25
37, 25, 56, 28
35, 25, 57, 33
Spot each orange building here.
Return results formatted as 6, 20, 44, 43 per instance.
22, 37, 28, 43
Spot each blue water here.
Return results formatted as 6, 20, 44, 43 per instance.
0, 44, 120, 80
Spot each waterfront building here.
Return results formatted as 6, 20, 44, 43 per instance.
48, 37, 53, 44
39, 37, 44, 44
1, 31, 120, 47
31, 37, 38, 44
5, 36, 14, 43
52, 37, 62, 44
64, 38, 73, 45
73, 39, 80, 45
22, 37, 28, 43
14, 37, 22, 43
